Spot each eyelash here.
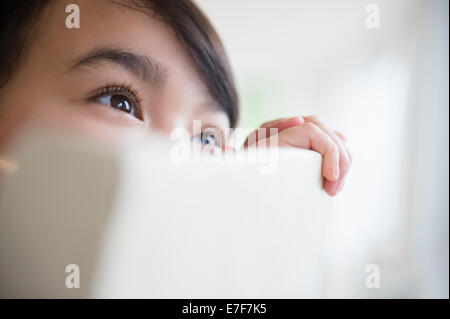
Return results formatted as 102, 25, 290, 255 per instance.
89, 83, 143, 120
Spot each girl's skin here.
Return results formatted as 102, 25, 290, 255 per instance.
0, 0, 351, 196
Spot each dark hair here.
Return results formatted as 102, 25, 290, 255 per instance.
0, 0, 239, 127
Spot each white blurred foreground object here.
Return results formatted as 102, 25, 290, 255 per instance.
0, 131, 330, 298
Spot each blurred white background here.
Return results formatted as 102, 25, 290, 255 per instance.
196, 0, 449, 298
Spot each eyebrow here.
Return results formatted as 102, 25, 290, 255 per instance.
67, 47, 169, 87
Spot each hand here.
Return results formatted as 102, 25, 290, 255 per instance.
243, 116, 352, 196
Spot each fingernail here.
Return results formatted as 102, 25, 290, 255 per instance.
333, 166, 340, 180
287, 116, 303, 123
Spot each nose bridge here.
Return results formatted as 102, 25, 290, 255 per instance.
146, 101, 192, 136
143, 81, 208, 135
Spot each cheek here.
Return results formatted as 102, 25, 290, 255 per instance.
33, 103, 147, 143
0, 91, 36, 151
0, 94, 147, 151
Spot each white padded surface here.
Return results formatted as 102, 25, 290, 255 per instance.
0, 132, 331, 298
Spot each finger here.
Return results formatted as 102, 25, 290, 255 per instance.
244, 116, 304, 147
277, 123, 340, 182
260, 116, 304, 129
304, 117, 351, 194
334, 130, 347, 142
323, 176, 346, 196
304, 116, 352, 193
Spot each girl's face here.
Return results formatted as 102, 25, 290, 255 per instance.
0, 0, 230, 150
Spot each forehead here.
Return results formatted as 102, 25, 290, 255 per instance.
31, 0, 222, 111
36, 0, 190, 78
39, 0, 180, 58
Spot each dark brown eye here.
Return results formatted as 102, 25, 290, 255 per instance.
110, 95, 132, 113
98, 94, 134, 114
192, 127, 223, 148
92, 87, 142, 120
